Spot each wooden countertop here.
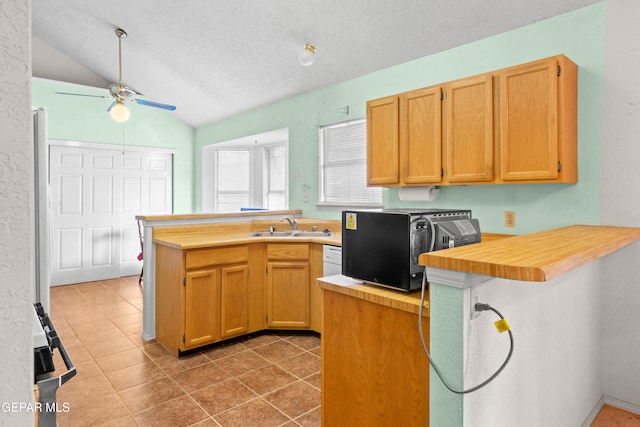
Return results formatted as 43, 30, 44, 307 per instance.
419, 224, 640, 282
152, 218, 342, 249
136, 209, 302, 222
316, 275, 429, 317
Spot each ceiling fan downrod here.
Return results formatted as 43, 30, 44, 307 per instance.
115, 28, 127, 85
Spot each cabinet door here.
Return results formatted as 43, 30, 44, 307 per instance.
220, 264, 249, 339
400, 87, 443, 184
499, 57, 559, 181
184, 269, 219, 349
446, 75, 494, 183
267, 261, 310, 328
367, 96, 399, 185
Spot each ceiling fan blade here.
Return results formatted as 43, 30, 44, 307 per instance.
133, 99, 177, 111
106, 101, 116, 112
55, 92, 110, 99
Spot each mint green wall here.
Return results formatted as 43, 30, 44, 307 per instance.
195, 3, 606, 234
31, 78, 195, 213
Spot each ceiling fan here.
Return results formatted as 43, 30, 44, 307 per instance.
56, 28, 176, 122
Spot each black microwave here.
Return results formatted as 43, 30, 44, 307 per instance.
341, 209, 481, 291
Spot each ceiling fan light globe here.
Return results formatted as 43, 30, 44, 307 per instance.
298, 44, 316, 67
111, 102, 130, 122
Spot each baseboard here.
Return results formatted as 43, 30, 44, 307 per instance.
581, 396, 605, 427
604, 396, 640, 415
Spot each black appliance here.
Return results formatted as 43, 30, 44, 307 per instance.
34, 302, 76, 426
341, 209, 481, 291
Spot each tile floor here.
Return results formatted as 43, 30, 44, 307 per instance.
48, 276, 321, 427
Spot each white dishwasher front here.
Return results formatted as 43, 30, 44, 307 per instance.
323, 245, 342, 276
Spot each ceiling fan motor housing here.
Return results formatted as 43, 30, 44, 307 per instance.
109, 83, 135, 100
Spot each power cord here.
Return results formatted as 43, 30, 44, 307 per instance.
418, 270, 514, 394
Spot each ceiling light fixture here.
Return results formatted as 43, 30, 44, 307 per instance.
110, 99, 130, 122
299, 44, 317, 66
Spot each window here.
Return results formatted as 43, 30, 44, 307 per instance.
265, 145, 287, 209
319, 119, 382, 207
202, 128, 289, 213
215, 150, 250, 212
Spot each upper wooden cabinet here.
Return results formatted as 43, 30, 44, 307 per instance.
367, 96, 400, 185
366, 54, 577, 186
498, 55, 577, 183
368, 75, 493, 186
445, 74, 494, 183
400, 86, 442, 184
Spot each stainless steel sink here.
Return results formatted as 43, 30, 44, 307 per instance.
248, 230, 334, 238
248, 231, 295, 237
291, 230, 334, 238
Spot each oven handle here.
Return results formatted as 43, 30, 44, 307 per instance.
38, 313, 77, 386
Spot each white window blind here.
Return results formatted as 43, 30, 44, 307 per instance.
319, 119, 382, 206
216, 150, 250, 212
265, 145, 286, 209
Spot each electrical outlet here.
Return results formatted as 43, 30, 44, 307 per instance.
470, 286, 481, 319
504, 210, 516, 228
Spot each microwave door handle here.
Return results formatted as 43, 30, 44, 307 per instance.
429, 220, 436, 252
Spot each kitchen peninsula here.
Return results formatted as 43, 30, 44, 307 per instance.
139, 210, 341, 355
417, 224, 640, 426
317, 225, 640, 427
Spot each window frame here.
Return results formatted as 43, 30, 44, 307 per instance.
317, 118, 383, 211
202, 131, 289, 213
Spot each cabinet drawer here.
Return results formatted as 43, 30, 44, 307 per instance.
186, 245, 249, 269
267, 243, 310, 260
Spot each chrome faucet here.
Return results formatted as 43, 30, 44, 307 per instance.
281, 213, 298, 230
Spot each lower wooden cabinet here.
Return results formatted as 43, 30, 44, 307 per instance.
322, 288, 430, 426
266, 243, 310, 329
184, 268, 219, 348
156, 241, 325, 355
219, 264, 250, 339
156, 244, 254, 355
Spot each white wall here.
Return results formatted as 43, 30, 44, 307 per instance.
0, 0, 35, 426
463, 261, 603, 427
600, 0, 640, 410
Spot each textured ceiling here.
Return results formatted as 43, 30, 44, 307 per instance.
32, 0, 599, 128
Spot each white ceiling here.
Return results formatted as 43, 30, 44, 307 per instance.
32, 0, 599, 128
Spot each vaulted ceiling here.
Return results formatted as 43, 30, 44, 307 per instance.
32, 0, 599, 128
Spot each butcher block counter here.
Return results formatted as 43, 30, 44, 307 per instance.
419, 224, 640, 282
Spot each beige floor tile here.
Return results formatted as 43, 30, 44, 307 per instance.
106, 360, 168, 391
213, 349, 271, 376
190, 378, 257, 416
57, 392, 129, 427
276, 351, 321, 379
119, 376, 185, 413
252, 340, 305, 363
171, 362, 231, 393
263, 380, 321, 419
201, 340, 248, 361
93, 346, 150, 373
154, 351, 210, 375
84, 335, 138, 358
237, 363, 297, 396
132, 395, 209, 427
213, 398, 289, 427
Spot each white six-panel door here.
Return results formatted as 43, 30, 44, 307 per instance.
49, 142, 172, 286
